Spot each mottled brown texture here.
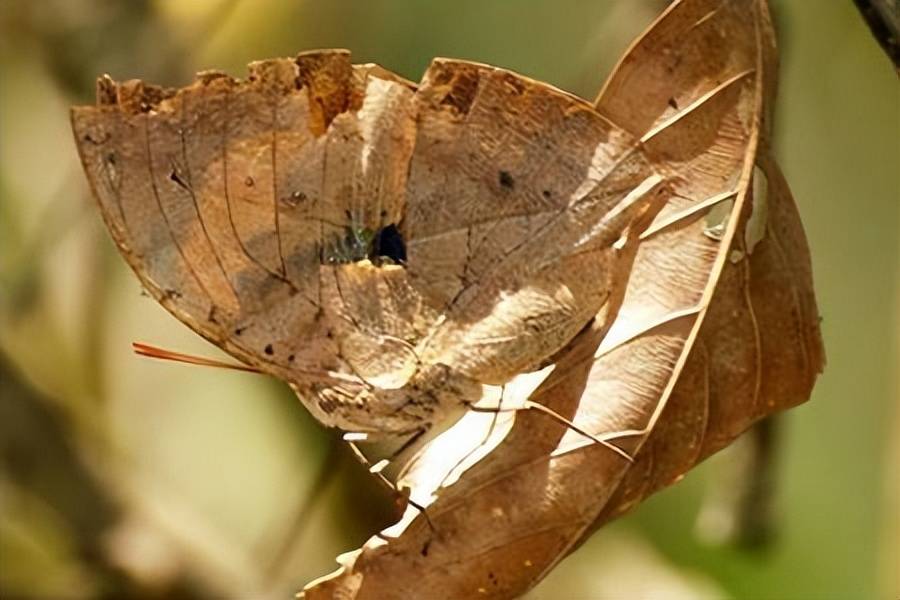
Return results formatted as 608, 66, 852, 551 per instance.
71, 0, 822, 596
300, 1, 822, 598
73, 52, 664, 437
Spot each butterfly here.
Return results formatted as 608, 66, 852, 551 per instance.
71, 49, 665, 442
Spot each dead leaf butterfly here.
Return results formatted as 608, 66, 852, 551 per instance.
72, 50, 664, 440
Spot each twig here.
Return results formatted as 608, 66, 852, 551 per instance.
852, 0, 900, 74
695, 416, 780, 550
262, 434, 344, 581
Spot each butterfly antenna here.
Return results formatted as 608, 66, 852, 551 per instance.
132, 342, 263, 374
467, 400, 635, 462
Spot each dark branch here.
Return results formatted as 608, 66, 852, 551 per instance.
853, 0, 900, 73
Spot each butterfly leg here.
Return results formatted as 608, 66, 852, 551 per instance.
345, 435, 435, 529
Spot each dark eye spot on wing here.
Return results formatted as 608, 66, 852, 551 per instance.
264, 343, 274, 355
499, 170, 515, 189
321, 223, 406, 266
371, 224, 406, 264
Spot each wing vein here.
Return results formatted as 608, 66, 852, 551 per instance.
180, 91, 241, 308
143, 114, 216, 308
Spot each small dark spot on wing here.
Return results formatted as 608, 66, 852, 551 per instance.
498, 170, 514, 189
319, 400, 335, 414
169, 168, 191, 191
83, 132, 110, 145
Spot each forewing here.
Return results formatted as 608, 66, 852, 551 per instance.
71, 51, 419, 384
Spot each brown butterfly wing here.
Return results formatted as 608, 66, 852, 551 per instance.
71, 51, 420, 388
72, 51, 662, 433
405, 59, 663, 384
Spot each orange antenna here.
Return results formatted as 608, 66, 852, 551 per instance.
132, 342, 263, 374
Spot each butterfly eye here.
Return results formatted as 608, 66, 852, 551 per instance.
371, 224, 406, 264
323, 223, 406, 266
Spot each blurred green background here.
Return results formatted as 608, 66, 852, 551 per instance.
0, 1, 897, 598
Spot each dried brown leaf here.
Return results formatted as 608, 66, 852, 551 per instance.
301, 1, 823, 598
